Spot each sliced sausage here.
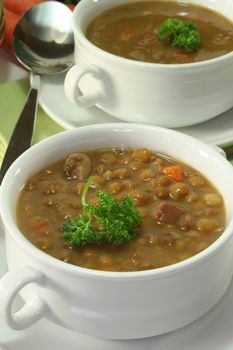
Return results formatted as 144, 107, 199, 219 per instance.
180, 214, 193, 231
154, 201, 185, 224
64, 153, 91, 180
158, 229, 175, 245
137, 33, 158, 46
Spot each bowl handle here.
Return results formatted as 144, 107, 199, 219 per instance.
0, 266, 47, 330
64, 64, 102, 107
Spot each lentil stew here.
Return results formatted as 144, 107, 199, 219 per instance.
86, 1, 233, 64
17, 146, 226, 272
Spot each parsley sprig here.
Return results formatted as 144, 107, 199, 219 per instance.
158, 18, 201, 52
61, 177, 142, 246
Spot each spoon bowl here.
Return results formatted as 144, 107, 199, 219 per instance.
0, 1, 74, 184
13, 1, 74, 75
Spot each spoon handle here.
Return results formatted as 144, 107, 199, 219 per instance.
0, 80, 39, 185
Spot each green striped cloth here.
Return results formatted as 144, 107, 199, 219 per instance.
0, 78, 233, 165
0, 78, 64, 166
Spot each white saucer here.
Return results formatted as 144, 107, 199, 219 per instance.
1, 228, 233, 350
39, 73, 233, 147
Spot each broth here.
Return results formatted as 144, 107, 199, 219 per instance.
17, 146, 226, 272
86, 1, 233, 64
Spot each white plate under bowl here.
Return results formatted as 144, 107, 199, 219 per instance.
1, 227, 233, 349
38, 73, 233, 147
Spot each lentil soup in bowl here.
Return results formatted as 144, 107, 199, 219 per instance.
64, 0, 233, 127
1, 124, 233, 339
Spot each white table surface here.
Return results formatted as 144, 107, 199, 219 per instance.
0, 50, 28, 83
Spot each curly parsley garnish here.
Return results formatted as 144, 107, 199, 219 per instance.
158, 18, 201, 52
61, 177, 142, 246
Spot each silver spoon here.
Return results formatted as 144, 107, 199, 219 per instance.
0, 1, 74, 184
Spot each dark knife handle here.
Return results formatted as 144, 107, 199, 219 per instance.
0, 87, 38, 185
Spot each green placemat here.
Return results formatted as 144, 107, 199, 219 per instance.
0, 78, 64, 165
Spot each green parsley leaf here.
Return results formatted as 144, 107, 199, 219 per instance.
61, 177, 142, 246
158, 18, 201, 52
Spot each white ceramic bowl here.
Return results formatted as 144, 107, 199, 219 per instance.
1, 124, 233, 339
64, 0, 233, 128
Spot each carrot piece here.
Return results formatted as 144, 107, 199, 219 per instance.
162, 165, 183, 181
1, 3, 75, 57
175, 51, 193, 59
1, 9, 19, 56
4, 0, 46, 16
100, 266, 117, 272
120, 30, 136, 41
35, 222, 48, 231
4, 0, 75, 16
